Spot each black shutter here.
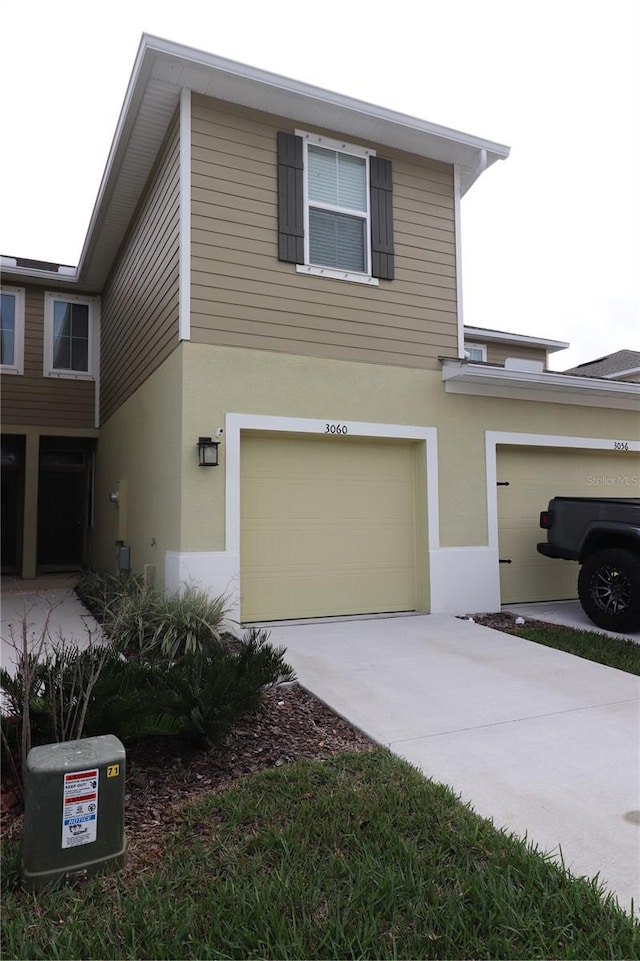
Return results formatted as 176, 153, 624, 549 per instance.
370, 156, 394, 280
277, 132, 304, 264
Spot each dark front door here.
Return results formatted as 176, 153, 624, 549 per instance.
37, 443, 91, 570
1, 435, 25, 573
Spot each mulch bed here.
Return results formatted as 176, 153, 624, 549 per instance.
1, 685, 375, 875
1, 611, 541, 874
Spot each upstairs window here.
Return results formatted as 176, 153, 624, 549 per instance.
0, 286, 25, 374
278, 130, 394, 284
307, 142, 369, 274
44, 292, 98, 379
464, 342, 487, 362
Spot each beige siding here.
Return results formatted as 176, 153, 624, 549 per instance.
0, 286, 94, 428
190, 96, 458, 369
486, 343, 548, 366
100, 115, 180, 423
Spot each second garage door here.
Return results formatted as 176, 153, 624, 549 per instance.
240, 433, 419, 621
497, 445, 639, 603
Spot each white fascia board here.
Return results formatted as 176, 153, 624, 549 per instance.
0, 257, 80, 283
441, 359, 640, 409
604, 366, 640, 380
142, 34, 510, 164
463, 326, 570, 352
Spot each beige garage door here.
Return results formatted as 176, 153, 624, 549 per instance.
240, 433, 419, 621
497, 445, 639, 603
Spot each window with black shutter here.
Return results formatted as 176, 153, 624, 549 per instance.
277, 130, 394, 283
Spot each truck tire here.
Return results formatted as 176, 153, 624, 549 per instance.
578, 548, 640, 633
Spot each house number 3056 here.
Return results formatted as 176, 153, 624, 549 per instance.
325, 423, 348, 434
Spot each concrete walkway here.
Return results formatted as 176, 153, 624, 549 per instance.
266, 614, 640, 916
1, 578, 101, 674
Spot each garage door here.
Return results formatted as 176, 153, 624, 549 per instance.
240, 433, 418, 621
497, 446, 639, 603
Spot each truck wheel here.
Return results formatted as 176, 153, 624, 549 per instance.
578, 549, 640, 633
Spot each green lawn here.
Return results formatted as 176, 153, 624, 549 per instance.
508, 621, 640, 675
3, 750, 638, 960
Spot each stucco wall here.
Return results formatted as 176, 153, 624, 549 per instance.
90, 348, 184, 582
180, 341, 640, 554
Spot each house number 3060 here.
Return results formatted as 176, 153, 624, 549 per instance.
325, 423, 348, 434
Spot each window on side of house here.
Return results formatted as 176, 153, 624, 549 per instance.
277, 130, 394, 284
464, 342, 487, 362
44, 292, 98, 379
0, 286, 25, 374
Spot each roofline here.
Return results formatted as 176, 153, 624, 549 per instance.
463, 326, 570, 353
138, 35, 511, 158
6, 35, 511, 288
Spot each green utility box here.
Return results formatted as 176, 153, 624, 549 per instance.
23, 735, 126, 891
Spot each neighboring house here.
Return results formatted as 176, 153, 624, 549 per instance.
563, 350, 640, 383
1, 35, 639, 621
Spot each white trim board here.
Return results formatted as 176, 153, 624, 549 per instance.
179, 87, 191, 342
485, 430, 640, 551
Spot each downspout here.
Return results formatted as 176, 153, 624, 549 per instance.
475, 148, 488, 179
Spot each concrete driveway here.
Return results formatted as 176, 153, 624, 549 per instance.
266, 614, 640, 916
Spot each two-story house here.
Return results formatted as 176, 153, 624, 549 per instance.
2, 35, 639, 621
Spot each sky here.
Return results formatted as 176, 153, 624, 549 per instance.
2, 0, 638, 371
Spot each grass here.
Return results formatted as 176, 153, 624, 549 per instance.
508, 621, 640, 675
2, 750, 639, 960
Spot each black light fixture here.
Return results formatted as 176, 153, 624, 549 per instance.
197, 436, 220, 467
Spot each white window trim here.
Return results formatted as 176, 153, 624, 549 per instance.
0, 286, 25, 375
44, 291, 99, 380
295, 129, 378, 287
464, 342, 487, 362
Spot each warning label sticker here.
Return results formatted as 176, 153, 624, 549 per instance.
62, 769, 99, 849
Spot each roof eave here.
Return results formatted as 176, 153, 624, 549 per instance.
440, 359, 640, 411
463, 326, 570, 353
71, 34, 509, 288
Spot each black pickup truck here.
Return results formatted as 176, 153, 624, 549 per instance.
537, 497, 640, 633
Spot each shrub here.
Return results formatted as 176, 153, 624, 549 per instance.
0, 623, 112, 785
161, 628, 296, 749
75, 572, 231, 659
75, 569, 141, 621
2, 594, 296, 779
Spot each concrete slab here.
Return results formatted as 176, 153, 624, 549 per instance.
1, 587, 102, 674
503, 599, 640, 642
267, 614, 640, 916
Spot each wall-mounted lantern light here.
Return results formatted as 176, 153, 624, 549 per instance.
197, 436, 220, 467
